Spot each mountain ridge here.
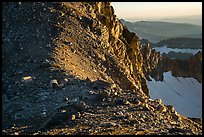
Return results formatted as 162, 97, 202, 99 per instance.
120, 19, 202, 43
2, 2, 202, 135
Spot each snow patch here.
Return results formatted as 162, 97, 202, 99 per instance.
147, 71, 202, 118
153, 45, 202, 55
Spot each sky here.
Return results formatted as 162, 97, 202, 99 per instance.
111, 2, 202, 21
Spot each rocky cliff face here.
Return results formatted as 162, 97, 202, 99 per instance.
145, 50, 202, 82
51, 2, 150, 96
89, 2, 149, 95
140, 43, 162, 81
2, 2, 202, 135
140, 41, 202, 83
161, 51, 202, 82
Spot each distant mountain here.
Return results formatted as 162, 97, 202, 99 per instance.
120, 19, 202, 43
152, 37, 202, 60
155, 38, 202, 49
159, 15, 202, 26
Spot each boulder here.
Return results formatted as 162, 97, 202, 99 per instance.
167, 105, 175, 113
157, 104, 167, 113
71, 114, 76, 120
22, 76, 32, 82
49, 79, 59, 89
74, 101, 88, 111
156, 99, 163, 104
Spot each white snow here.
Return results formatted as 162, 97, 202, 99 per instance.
147, 71, 202, 118
153, 45, 202, 55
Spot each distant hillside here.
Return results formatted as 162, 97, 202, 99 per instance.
155, 38, 202, 49
153, 37, 202, 60
120, 19, 202, 43
159, 15, 202, 26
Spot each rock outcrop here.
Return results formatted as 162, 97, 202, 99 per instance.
140, 43, 162, 81
91, 2, 150, 96
140, 42, 202, 83
146, 50, 202, 82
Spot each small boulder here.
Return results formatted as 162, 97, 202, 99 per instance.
74, 101, 88, 111
71, 115, 76, 120
68, 114, 76, 121
76, 112, 81, 118
64, 97, 69, 101
157, 104, 167, 113
155, 99, 163, 104
167, 105, 175, 113
22, 76, 32, 82
49, 79, 59, 89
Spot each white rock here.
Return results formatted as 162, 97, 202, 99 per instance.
49, 79, 58, 88
22, 76, 32, 82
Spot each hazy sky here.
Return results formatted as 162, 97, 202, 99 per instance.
111, 2, 202, 20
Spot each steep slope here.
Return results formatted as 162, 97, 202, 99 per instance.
141, 42, 202, 119
147, 71, 202, 118
2, 2, 202, 135
51, 2, 150, 96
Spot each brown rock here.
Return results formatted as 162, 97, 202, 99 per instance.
167, 105, 176, 113
171, 113, 181, 121
22, 76, 32, 82
157, 104, 167, 113
144, 103, 154, 111
76, 112, 81, 118
188, 117, 202, 125
70, 114, 76, 120
156, 99, 163, 104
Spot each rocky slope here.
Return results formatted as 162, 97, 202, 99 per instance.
2, 2, 202, 135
